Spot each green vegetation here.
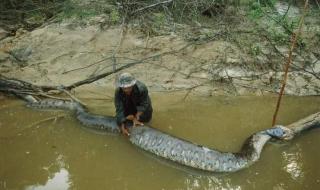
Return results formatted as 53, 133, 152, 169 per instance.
250, 44, 262, 56
0, 0, 66, 29
1, 0, 319, 55
57, 1, 98, 20
110, 8, 121, 23
55, 0, 109, 21
246, 0, 311, 50
248, 1, 264, 19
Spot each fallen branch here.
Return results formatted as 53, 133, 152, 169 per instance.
26, 114, 67, 129
291, 63, 320, 80
62, 56, 142, 75
0, 75, 79, 103
182, 81, 210, 101
131, 0, 173, 14
62, 56, 113, 74
287, 112, 320, 133
233, 82, 279, 94
60, 89, 87, 106
111, 17, 127, 72
272, 0, 309, 126
15, 114, 67, 136
40, 43, 193, 92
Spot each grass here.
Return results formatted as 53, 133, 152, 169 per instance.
55, 1, 99, 20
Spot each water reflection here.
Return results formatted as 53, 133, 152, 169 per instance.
25, 168, 70, 190
282, 145, 304, 181
184, 175, 242, 190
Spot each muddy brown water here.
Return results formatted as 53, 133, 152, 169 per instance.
0, 94, 319, 190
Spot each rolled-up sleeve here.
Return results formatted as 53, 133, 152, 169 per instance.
114, 89, 126, 125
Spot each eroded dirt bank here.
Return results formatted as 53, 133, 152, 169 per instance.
0, 3, 319, 98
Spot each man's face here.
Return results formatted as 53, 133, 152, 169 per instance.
122, 86, 133, 95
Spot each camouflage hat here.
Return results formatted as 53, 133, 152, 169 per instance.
117, 73, 136, 88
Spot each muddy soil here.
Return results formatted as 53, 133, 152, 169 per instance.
0, 2, 319, 98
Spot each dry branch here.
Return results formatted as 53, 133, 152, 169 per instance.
111, 17, 127, 72
272, 0, 309, 126
131, 0, 173, 14
40, 43, 193, 92
26, 114, 67, 129
62, 56, 113, 74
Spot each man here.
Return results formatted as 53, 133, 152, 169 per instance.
114, 73, 153, 136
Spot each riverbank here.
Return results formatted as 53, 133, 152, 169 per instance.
0, 1, 319, 97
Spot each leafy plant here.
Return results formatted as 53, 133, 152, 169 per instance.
110, 8, 120, 23
250, 44, 262, 56
55, 0, 101, 21
248, 1, 264, 19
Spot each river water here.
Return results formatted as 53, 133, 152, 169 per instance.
0, 94, 319, 190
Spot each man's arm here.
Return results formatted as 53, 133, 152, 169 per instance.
114, 88, 126, 126
136, 83, 151, 114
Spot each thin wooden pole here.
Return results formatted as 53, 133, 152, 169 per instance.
272, 0, 309, 126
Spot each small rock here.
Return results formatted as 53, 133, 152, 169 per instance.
10, 46, 32, 63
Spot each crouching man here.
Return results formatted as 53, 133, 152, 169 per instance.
114, 73, 153, 136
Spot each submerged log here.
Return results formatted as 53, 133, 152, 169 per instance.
287, 112, 320, 134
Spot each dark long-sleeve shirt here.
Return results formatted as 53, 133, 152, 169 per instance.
114, 80, 152, 125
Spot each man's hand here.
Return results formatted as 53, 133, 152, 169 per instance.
133, 118, 144, 127
135, 112, 143, 121
120, 124, 130, 136
126, 115, 135, 121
